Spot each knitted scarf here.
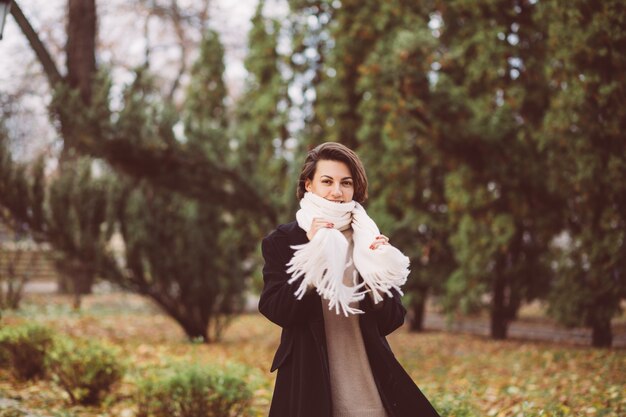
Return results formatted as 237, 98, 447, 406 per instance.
286, 192, 410, 316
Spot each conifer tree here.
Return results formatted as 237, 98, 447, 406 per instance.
355, 1, 456, 330
110, 30, 257, 342
431, 0, 559, 339
234, 0, 292, 215
538, 0, 626, 347
0, 28, 261, 342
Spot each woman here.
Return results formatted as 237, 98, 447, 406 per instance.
259, 142, 440, 417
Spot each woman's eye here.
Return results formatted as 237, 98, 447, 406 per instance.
322, 180, 332, 185
342, 182, 353, 187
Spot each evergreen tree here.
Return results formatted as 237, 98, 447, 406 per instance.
47, 158, 113, 308
0, 29, 261, 342
10, 0, 277, 223
538, 0, 626, 347
185, 29, 229, 145
107, 31, 258, 342
118, 179, 250, 342
0, 130, 113, 310
356, 1, 456, 331
433, 0, 558, 339
234, 0, 292, 215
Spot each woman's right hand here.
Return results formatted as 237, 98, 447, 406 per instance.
307, 218, 334, 241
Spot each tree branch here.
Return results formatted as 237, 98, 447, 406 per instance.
10, 1, 63, 87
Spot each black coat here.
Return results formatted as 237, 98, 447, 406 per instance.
259, 221, 441, 417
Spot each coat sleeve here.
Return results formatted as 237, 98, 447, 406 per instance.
258, 232, 319, 328
362, 287, 406, 336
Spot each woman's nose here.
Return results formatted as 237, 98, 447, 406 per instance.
331, 184, 342, 196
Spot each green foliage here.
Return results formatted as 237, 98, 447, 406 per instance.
233, 0, 292, 216
426, 0, 558, 338
47, 157, 114, 296
120, 180, 252, 341
45, 337, 125, 405
0, 31, 264, 343
354, 2, 456, 328
0, 323, 54, 380
185, 30, 228, 144
0, 130, 47, 235
136, 362, 253, 417
536, 0, 626, 347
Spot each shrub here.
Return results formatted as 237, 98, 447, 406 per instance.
0, 323, 54, 380
136, 362, 253, 417
46, 337, 125, 405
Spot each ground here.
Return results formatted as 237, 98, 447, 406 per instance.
0, 293, 624, 417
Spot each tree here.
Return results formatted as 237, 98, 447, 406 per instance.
433, 0, 558, 339
538, 0, 626, 347
47, 158, 113, 308
1, 1, 278, 342
9, 0, 277, 223
355, 1, 457, 331
235, 0, 292, 216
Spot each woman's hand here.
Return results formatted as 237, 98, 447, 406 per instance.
369, 234, 390, 250
307, 218, 334, 241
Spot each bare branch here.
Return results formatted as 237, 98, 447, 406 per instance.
167, 0, 189, 101
10, 1, 63, 87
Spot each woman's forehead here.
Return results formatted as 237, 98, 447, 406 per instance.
314, 159, 352, 177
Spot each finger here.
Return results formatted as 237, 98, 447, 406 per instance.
313, 219, 332, 225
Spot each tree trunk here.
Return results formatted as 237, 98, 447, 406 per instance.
151, 293, 211, 342
55, 261, 94, 299
59, 0, 97, 166
66, 0, 97, 105
591, 319, 612, 348
490, 272, 509, 340
409, 287, 428, 332
179, 319, 210, 343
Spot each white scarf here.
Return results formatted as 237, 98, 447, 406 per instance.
286, 192, 410, 316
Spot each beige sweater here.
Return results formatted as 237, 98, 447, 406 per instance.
321, 228, 388, 417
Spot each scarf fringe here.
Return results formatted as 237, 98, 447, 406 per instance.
288, 192, 410, 316
286, 228, 368, 316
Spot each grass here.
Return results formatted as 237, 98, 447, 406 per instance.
0, 293, 624, 417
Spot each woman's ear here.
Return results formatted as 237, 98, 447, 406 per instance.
305, 178, 312, 192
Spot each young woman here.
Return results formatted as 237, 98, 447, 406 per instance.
259, 142, 441, 417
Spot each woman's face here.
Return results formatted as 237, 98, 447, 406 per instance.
305, 159, 354, 203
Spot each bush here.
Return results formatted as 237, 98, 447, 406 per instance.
46, 337, 125, 405
136, 362, 253, 417
0, 323, 54, 380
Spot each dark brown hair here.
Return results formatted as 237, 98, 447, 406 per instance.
296, 142, 369, 203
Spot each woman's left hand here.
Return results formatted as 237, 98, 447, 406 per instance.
369, 235, 390, 250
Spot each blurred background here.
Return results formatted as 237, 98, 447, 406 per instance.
0, 0, 624, 416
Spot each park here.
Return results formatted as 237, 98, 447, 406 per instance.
0, 0, 625, 416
